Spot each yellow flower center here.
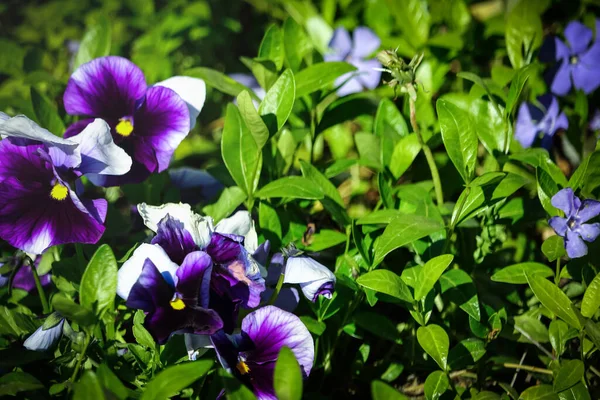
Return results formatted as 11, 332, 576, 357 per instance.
50, 183, 68, 201
236, 361, 251, 375
169, 298, 186, 310
116, 118, 134, 137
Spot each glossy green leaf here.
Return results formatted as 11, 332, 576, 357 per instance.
133, 310, 155, 348
80, 244, 117, 316
274, 347, 303, 400
389, 134, 421, 179
375, 98, 409, 167
140, 360, 213, 400
0, 372, 43, 397
371, 380, 408, 400
412, 255, 453, 301
536, 168, 560, 216
356, 270, 414, 303
505, 0, 547, 69
386, 0, 430, 48
581, 272, 600, 318
557, 383, 592, 400
300, 160, 349, 226
30, 87, 65, 136
549, 320, 576, 356
439, 269, 480, 320
448, 338, 486, 369
506, 64, 535, 117
491, 263, 554, 284
511, 149, 568, 187
237, 90, 269, 149
417, 324, 449, 371
258, 25, 284, 70
294, 62, 355, 98
283, 17, 311, 71
553, 359, 584, 393
520, 385, 559, 400
424, 371, 449, 400
255, 176, 323, 199
203, 186, 247, 223
259, 69, 295, 135
96, 364, 129, 400
51, 294, 95, 326
74, 16, 111, 69
541, 236, 566, 262
525, 273, 582, 329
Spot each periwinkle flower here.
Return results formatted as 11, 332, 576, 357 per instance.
212, 306, 314, 400
0, 115, 131, 254
548, 188, 600, 258
24, 317, 65, 352
590, 109, 600, 131
324, 26, 382, 96
63, 56, 206, 185
540, 19, 600, 95
515, 94, 568, 149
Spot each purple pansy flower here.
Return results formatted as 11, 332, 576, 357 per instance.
0, 115, 131, 254
324, 26, 382, 97
212, 306, 314, 400
540, 19, 600, 96
548, 188, 600, 258
63, 56, 206, 185
515, 94, 568, 149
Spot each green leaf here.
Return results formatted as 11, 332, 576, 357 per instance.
557, 383, 591, 400
299, 316, 326, 336
258, 25, 284, 71
80, 244, 117, 316
0, 372, 43, 397
549, 320, 576, 356
439, 269, 480, 320
520, 385, 559, 400
186, 67, 257, 98
283, 17, 311, 71
73, 371, 104, 400
52, 293, 95, 327
491, 263, 554, 284
355, 132, 382, 170
357, 210, 403, 225
537, 168, 560, 216
237, 91, 270, 149
259, 69, 295, 135
386, 0, 430, 48
294, 62, 356, 98
413, 255, 453, 301
356, 270, 414, 303
354, 311, 402, 342
511, 149, 568, 187
371, 380, 408, 400
417, 324, 449, 371
300, 160, 349, 225
374, 98, 410, 167
241, 56, 278, 91
220, 369, 257, 400
506, 64, 535, 117
274, 347, 303, 400
30, 87, 65, 136
448, 338, 486, 369
203, 186, 247, 223
389, 134, 421, 179
553, 359, 584, 393
303, 230, 347, 251
133, 310, 155, 348
74, 16, 111, 69
541, 236, 566, 262
525, 273, 582, 330
505, 0, 547, 69
372, 215, 443, 267
581, 272, 600, 318
569, 151, 600, 192
255, 176, 323, 199
423, 370, 449, 400
437, 97, 478, 183
96, 364, 129, 400
514, 315, 549, 343
140, 360, 213, 400
473, 392, 502, 400
221, 103, 261, 196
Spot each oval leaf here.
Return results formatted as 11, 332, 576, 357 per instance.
255, 176, 323, 199
417, 324, 449, 371
80, 244, 118, 316
581, 272, 600, 318
525, 273, 582, 330
356, 270, 414, 303
140, 360, 213, 400
274, 346, 303, 400
491, 263, 554, 284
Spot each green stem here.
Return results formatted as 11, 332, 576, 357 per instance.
409, 90, 444, 206
501, 363, 553, 375
31, 262, 50, 314
70, 332, 91, 383
267, 272, 285, 305
555, 258, 561, 286
443, 186, 470, 254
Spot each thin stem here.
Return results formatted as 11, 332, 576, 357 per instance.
70, 332, 91, 383
444, 186, 470, 254
555, 258, 561, 286
502, 363, 553, 375
267, 273, 285, 305
30, 262, 50, 314
409, 90, 444, 206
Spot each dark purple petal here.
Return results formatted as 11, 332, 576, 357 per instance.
252, 241, 271, 267
551, 188, 578, 218
577, 199, 600, 223
564, 21, 593, 55
325, 28, 352, 62
351, 27, 381, 59
265, 253, 283, 286
577, 222, 600, 243
260, 287, 300, 312
539, 37, 571, 63
12, 265, 51, 292
126, 258, 173, 312
152, 215, 198, 265
572, 41, 600, 94
311, 281, 335, 301
209, 289, 240, 334
565, 229, 588, 258
355, 58, 382, 90
211, 254, 266, 309
146, 305, 223, 345
206, 233, 244, 264
549, 217, 568, 237
64, 56, 146, 119
176, 251, 213, 307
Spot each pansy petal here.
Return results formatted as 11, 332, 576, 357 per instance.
64, 56, 147, 118
155, 76, 206, 129
24, 319, 64, 351
152, 215, 198, 265
325, 27, 352, 61
578, 199, 600, 223
351, 27, 381, 59
354, 58, 382, 90
126, 258, 173, 312
549, 217, 568, 237
551, 188, 577, 217
564, 21, 593, 55
565, 229, 588, 258
146, 305, 223, 345
64, 118, 95, 139
176, 251, 213, 306
252, 241, 271, 269
131, 85, 190, 173
242, 305, 314, 376
12, 265, 51, 292
211, 249, 265, 309
138, 202, 213, 249
185, 333, 213, 360
215, 211, 259, 253
260, 287, 300, 312
117, 243, 179, 300
69, 118, 132, 179
539, 37, 571, 62
577, 222, 600, 243
284, 256, 336, 286
300, 279, 335, 302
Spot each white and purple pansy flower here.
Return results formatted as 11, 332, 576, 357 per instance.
515, 94, 568, 149
548, 188, 600, 259
0, 115, 131, 254
540, 19, 600, 96
24, 317, 65, 352
212, 306, 314, 400
63, 56, 206, 185
324, 26, 382, 97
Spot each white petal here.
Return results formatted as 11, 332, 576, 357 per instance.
283, 256, 336, 284
184, 333, 213, 360
215, 210, 258, 252
137, 202, 214, 248
24, 319, 64, 351
299, 278, 332, 301
155, 76, 206, 129
117, 244, 180, 300
69, 119, 132, 180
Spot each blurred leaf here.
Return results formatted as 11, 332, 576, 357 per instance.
0, 372, 43, 397
283, 17, 311, 71
374, 98, 409, 167
581, 273, 600, 318
557, 383, 591, 400
30, 87, 65, 136
505, 0, 547, 69
417, 324, 449, 371
525, 273, 582, 330
386, 0, 430, 48
80, 244, 117, 316
259, 69, 295, 135
491, 263, 554, 284
371, 380, 408, 400
74, 16, 111, 70
203, 186, 247, 223
96, 364, 129, 400
299, 316, 325, 335
73, 371, 104, 400
356, 270, 414, 303
258, 25, 284, 71
541, 236, 566, 262
140, 360, 213, 400
300, 160, 350, 226
519, 385, 558, 400
274, 347, 303, 400
439, 269, 480, 320
506, 64, 535, 117
220, 369, 257, 400
186, 68, 257, 98
52, 293, 95, 327
356, 132, 382, 170
424, 371, 449, 400
413, 255, 453, 301
255, 176, 323, 199
354, 311, 401, 342
553, 359, 584, 393
294, 62, 355, 98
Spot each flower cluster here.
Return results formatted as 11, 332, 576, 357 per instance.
117, 203, 335, 398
